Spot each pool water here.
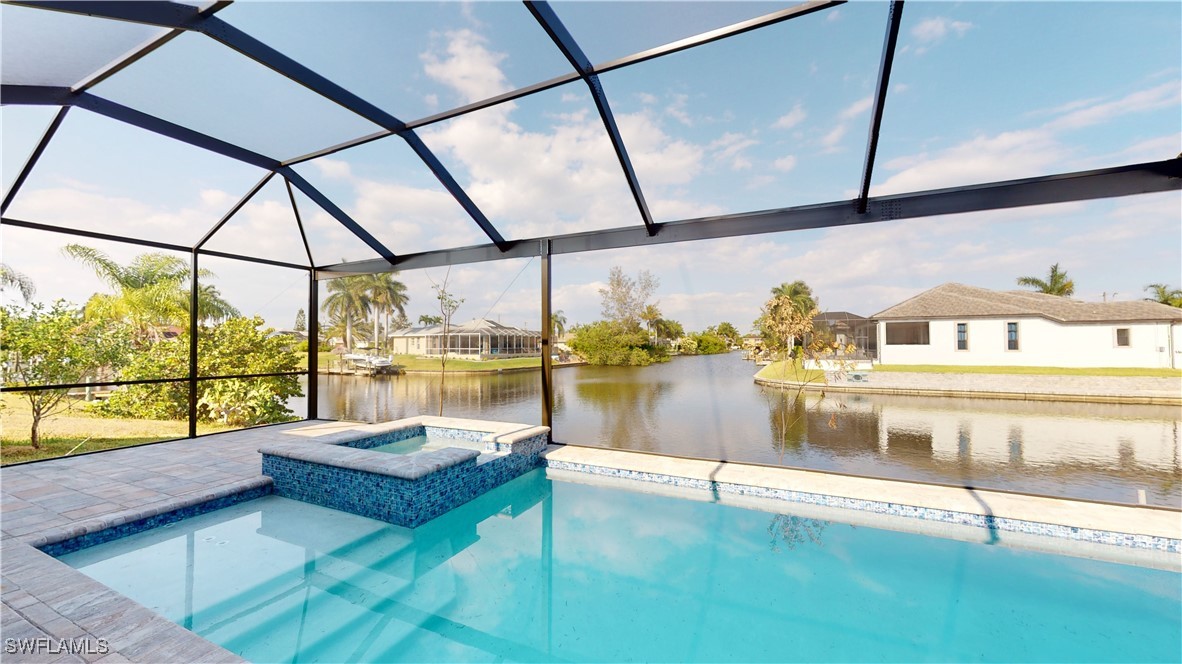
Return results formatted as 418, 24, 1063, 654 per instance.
60, 470, 1181, 663
367, 433, 482, 456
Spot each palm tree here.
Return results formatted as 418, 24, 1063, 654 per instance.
551, 310, 567, 339
362, 272, 409, 353
63, 244, 238, 341
771, 280, 817, 315
1016, 263, 1074, 296
0, 264, 35, 303
639, 304, 661, 340
322, 277, 371, 351
1144, 283, 1182, 308
418, 314, 443, 326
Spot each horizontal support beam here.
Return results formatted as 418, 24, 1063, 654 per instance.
1, 217, 312, 271
317, 158, 1182, 275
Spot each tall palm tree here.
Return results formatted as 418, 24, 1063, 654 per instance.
1144, 283, 1182, 308
363, 272, 409, 353
771, 280, 817, 315
0, 264, 35, 303
1016, 263, 1074, 296
322, 277, 371, 352
551, 310, 567, 339
63, 244, 238, 340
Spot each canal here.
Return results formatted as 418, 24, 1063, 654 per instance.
303, 353, 1181, 507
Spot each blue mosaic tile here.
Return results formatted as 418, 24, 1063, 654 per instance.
542, 459, 1181, 553
264, 431, 549, 527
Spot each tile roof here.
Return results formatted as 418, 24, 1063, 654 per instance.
872, 283, 1182, 323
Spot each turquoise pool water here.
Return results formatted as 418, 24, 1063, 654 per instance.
61, 470, 1181, 663
367, 433, 432, 455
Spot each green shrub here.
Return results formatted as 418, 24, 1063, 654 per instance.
94, 317, 301, 427
568, 321, 668, 366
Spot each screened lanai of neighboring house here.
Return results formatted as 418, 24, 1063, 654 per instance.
389, 319, 541, 360
1, 0, 1179, 442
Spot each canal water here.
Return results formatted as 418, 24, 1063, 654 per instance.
303, 353, 1181, 507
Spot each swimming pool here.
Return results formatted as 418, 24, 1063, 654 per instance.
58, 468, 1180, 663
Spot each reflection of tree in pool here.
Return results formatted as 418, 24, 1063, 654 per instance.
573, 378, 673, 451
768, 514, 828, 551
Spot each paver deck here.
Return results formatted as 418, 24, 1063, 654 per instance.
2, 419, 1179, 662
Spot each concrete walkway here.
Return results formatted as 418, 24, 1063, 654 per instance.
758, 370, 1182, 405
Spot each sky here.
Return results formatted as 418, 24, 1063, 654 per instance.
2, 1, 1180, 334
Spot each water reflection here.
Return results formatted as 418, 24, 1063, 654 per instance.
314, 354, 1181, 506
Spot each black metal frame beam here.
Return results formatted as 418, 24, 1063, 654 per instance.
1, 85, 392, 264
196, 171, 275, 249
285, 178, 316, 267
1, 105, 68, 215
9, 0, 509, 250
857, 1, 904, 214
317, 159, 1182, 275
526, 1, 657, 237
283, 0, 843, 165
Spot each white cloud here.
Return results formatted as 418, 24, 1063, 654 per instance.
312, 158, 352, 181
839, 96, 873, 121
772, 103, 807, 130
1044, 80, 1180, 132
709, 132, 759, 171
773, 155, 797, 172
874, 128, 1061, 194
820, 123, 848, 149
637, 92, 658, 105
421, 29, 510, 103
825, 9, 841, 22
910, 17, 972, 43
665, 93, 693, 126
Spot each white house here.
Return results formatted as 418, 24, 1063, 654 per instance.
871, 283, 1182, 368
388, 319, 541, 361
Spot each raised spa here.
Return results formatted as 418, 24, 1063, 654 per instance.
259, 416, 548, 527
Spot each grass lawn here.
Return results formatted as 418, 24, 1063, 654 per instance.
1, 395, 228, 465
874, 364, 1182, 378
301, 352, 541, 372
754, 360, 827, 385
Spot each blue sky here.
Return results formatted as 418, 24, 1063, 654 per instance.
2, 1, 1179, 333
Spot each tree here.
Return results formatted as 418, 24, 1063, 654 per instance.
0, 302, 129, 448
418, 314, 443, 326
432, 271, 463, 416
63, 244, 239, 341
0, 264, 35, 303
551, 310, 567, 338
294, 308, 306, 332
653, 318, 684, 342
600, 266, 659, 331
771, 280, 817, 315
715, 321, 741, 347
363, 272, 409, 353
1144, 283, 1182, 308
757, 293, 819, 355
1017, 263, 1075, 296
322, 276, 370, 351
94, 317, 300, 426
568, 321, 666, 366
640, 303, 662, 338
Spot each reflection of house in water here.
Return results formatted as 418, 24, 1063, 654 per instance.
812, 311, 878, 359
388, 319, 541, 361
775, 393, 1181, 483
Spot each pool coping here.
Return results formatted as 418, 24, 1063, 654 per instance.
541, 446, 1182, 557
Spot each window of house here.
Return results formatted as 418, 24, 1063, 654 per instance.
1116, 328, 1130, 347
885, 322, 930, 345
956, 323, 968, 351
1006, 322, 1019, 351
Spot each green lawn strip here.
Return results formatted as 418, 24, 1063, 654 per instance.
874, 364, 1182, 378
754, 360, 827, 384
